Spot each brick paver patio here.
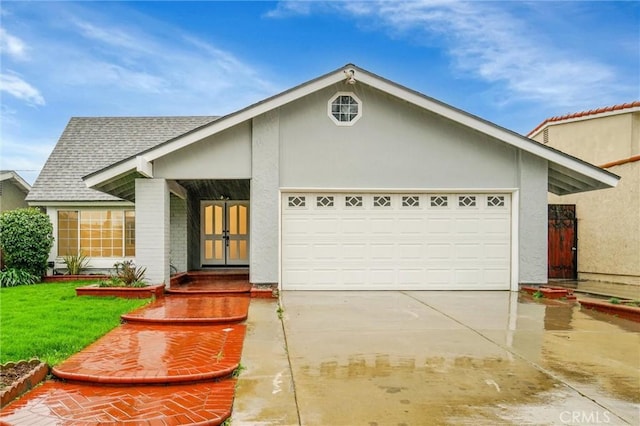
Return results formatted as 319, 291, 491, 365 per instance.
1, 274, 251, 425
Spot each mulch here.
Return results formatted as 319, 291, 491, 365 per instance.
1, 362, 38, 390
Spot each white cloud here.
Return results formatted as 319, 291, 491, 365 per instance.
23, 5, 279, 115
72, 19, 149, 53
265, 1, 314, 18
0, 72, 45, 106
269, 1, 625, 109
0, 132, 56, 184
0, 28, 28, 59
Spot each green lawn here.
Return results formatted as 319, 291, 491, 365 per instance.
0, 281, 150, 366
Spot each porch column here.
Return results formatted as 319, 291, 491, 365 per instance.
135, 178, 170, 286
250, 110, 280, 284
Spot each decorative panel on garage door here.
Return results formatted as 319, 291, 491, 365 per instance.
281, 193, 511, 290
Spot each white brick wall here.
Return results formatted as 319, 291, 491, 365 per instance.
135, 179, 170, 286
170, 194, 188, 273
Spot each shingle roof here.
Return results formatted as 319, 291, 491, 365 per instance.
527, 101, 640, 137
26, 116, 218, 202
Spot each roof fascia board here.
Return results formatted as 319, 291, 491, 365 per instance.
82, 64, 618, 191
84, 158, 137, 189
143, 71, 346, 162
355, 71, 619, 188
28, 201, 134, 207
83, 68, 346, 187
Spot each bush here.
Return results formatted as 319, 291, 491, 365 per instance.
0, 208, 54, 277
0, 268, 39, 287
98, 260, 147, 287
63, 252, 90, 275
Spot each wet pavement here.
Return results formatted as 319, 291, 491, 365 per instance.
1, 285, 250, 425
234, 291, 640, 425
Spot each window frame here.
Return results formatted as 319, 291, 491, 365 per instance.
57, 209, 135, 258
328, 92, 362, 126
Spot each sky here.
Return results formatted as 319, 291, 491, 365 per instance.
1, 1, 638, 184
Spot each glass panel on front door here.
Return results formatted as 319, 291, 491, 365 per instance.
201, 201, 249, 266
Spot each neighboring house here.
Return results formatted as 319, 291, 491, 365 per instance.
26, 64, 619, 291
0, 170, 31, 212
529, 102, 639, 286
0, 170, 32, 268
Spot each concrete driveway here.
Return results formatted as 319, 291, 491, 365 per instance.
234, 291, 640, 425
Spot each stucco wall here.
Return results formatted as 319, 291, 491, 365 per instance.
541, 111, 639, 285
250, 111, 280, 284
154, 122, 252, 179
549, 162, 639, 285
518, 152, 549, 284
533, 113, 638, 164
279, 84, 519, 189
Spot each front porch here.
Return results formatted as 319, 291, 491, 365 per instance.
136, 178, 253, 285
168, 269, 277, 298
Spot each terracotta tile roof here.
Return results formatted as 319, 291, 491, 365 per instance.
528, 101, 640, 137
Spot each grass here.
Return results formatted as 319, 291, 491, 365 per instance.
0, 281, 150, 366
276, 304, 284, 320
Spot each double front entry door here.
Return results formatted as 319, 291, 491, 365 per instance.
201, 201, 249, 266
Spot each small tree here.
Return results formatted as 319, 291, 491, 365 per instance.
0, 208, 54, 277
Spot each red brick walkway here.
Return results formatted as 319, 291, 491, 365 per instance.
1, 276, 251, 425
52, 324, 245, 384
0, 380, 236, 425
122, 295, 250, 324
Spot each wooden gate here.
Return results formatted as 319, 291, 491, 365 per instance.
548, 204, 577, 279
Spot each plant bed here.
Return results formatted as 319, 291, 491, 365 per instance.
521, 285, 574, 300
43, 274, 108, 283
579, 298, 640, 322
1, 359, 49, 408
76, 283, 164, 299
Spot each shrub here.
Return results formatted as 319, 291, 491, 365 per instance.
98, 260, 146, 287
63, 252, 90, 275
0, 208, 54, 277
0, 268, 39, 287
115, 260, 146, 285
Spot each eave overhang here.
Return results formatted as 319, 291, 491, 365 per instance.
83, 64, 620, 197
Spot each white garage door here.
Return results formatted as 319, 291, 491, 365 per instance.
281, 192, 511, 290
